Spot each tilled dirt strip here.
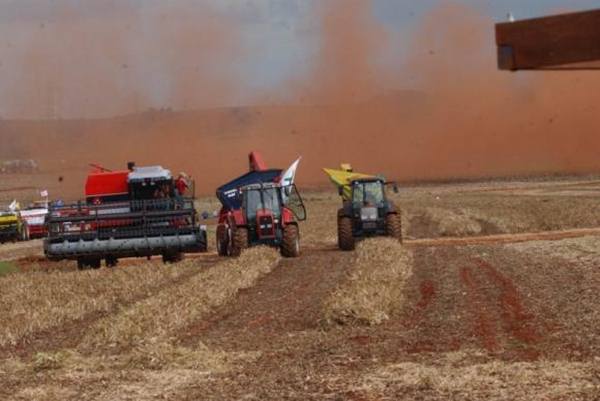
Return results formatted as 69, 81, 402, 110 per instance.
407, 227, 600, 247
178, 246, 354, 350
177, 242, 598, 400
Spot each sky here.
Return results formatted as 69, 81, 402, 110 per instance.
0, 0, 599, 119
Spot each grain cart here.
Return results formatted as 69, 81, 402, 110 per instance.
216, 152, 306, 257
324, 164, 402, 251
44, 163, 207, 269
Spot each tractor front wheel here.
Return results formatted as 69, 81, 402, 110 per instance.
386, 212, 403, 243
338, 216, 355, 251
281, 224, 300, 257
216, 225, 229, 256
230, 227, 248, 257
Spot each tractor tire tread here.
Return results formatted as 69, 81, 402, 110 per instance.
281, 224, 300, 258
231, 227, 249, 257
338, 216, 355, 251
386, 212, 403, 243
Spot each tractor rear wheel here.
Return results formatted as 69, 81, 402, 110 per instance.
216, 225, 229, 256
230, 227, 248, 257
386, 212, 403, 243
281, 224, 300, 257
338, 216, 355, 251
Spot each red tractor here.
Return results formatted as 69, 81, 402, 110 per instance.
44, 163, 207, 269
216, 152, 306, 257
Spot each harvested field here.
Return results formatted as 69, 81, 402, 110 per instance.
80, 247, 280, 351
1, 177, 600, 400
0, 258, 216, 350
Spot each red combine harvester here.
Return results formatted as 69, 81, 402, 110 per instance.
44, 163, 207, 269
215, 152, 306, 257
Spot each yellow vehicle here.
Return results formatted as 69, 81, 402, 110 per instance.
0, 211, 27, 243
323, 164, 402, 250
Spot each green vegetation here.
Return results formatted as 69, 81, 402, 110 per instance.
0, 261, 17, 276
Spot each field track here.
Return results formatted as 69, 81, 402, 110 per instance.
407, 227, 600, 247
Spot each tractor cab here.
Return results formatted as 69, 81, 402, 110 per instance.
242, 183, 282, 240
345, 178, 395, 234
241, 182, 306, 241
350, 178, 386, 207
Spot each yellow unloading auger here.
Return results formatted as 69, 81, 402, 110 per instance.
322, 164, 375, 201
323, 164, 402, 250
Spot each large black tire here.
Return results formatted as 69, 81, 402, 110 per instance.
338, 216, 355, 251
105, 255, 119, 268
281, 224, 300, 258
216, 225, 229, 257
20, 224, 30, 242
229, 227, 248, 257
77, 257, 101, 270
386, 212, 403, 244
162, 251, 183, 264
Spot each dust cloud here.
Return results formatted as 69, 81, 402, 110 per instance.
1, 1, 600, 198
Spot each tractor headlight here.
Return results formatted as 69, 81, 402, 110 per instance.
360, 207, 378, 221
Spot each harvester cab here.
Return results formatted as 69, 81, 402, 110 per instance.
216, 152, 306, 258
324, 165, 402, 251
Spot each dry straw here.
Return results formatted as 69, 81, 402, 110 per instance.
0, 262, 195, 347
323, 238, 413, 325
80, 247, 280, 351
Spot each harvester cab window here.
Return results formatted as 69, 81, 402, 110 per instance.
129, 180, 173, 200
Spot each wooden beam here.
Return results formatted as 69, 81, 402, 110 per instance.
496, 9, 600, 70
